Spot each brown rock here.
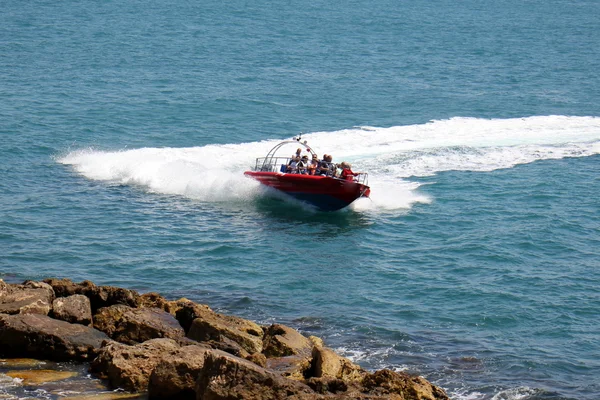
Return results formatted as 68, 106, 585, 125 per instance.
0, 280, 55, 315
263, 324, 313, 358
266, 354, 312, 381
0, 313, 109, 361
52, 294, 93, 326
174, 300, 214, 333
94, 306, 184, 344
186, 308, 263, 354
195, 349, 316, 400
0, 279, 9, 297
90, 338, 182, 392
361, 369, 449, 400
93, 304, 132, 338
148, 345, 211, 399
43, 278, 140, 312
311, 346, 365, 383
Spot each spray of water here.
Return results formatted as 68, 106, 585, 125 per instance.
58, 116, 600, 211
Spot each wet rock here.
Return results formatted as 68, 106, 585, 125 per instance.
94, 305, 184, 344
5, 369, 77, 385
0, 313, 109, 361
263, 323, 314, 358
52, 294, 93, 326
0, 280, 55, 315
186, 307, 264, 354
90, 338, 182, 392
148, 344, 211, 399
361, 369, 450, 400
195, 349, 316, 400
43, 278, 139, 312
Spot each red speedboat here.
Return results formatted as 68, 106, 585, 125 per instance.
244, 139, 370, 211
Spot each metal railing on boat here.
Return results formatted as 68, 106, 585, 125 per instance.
251, 157, 369, 185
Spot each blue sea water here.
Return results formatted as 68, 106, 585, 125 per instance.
1, 0, 600, 399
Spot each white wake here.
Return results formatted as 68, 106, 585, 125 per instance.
58, 116, 600, 211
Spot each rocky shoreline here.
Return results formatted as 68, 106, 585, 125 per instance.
0, 278, 449, 399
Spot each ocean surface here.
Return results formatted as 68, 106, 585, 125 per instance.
1, 0, 599, 399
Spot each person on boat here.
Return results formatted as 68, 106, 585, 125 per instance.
307, 156, 319, 175
340, 162, 361, 181
297, 155, 309, 174
317, 154, 330, 176
292, 148, 302, 159
286, 156, 300, 173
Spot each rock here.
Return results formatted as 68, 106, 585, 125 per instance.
262, 323, 314, 358
265, 354, 312, 381
93, 305, 184, 344
93, 304, 132, 340
5, 369, 78, 385
361, 369, 450, 400
246, 352, 267, 367
174, 300, 214, 333
148, 345, 211, 399
0, 279, 9, 297
137, 292, 177, 313
52, 294, 93, 326
186, 307, 264, 354
90, 338, 182, 392
311, 346, 365, 383
0, 313, 109, 361
306, 377, 348, 395
195, 349, 316, 400
0, 280, 55, 315
43, 278, 140, 312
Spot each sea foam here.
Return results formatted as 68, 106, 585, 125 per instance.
58, 116, 600, 211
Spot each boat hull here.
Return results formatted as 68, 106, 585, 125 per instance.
244, 171, 370, 211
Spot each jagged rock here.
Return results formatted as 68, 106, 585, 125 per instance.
0, 280, 9, 297
186, 307, 263, 354
148, 345, 211, 399
0, 280, 55, 315
266, 354, 312, 381
312, 345, 365, 383
90, 338, 182, 392
43, 278, 140, 312
246, 352, 267, 367
263, 323, 314, 358
0, 313, 108, 361
195, 349, 317, 400
361, 369, 449, 400
174, 300, 214, 333
306, 377, 348, 395
94, 305, 184, 344
94, 304, 132, 338
52, 294, 92, 325
136, 292, 182, 314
